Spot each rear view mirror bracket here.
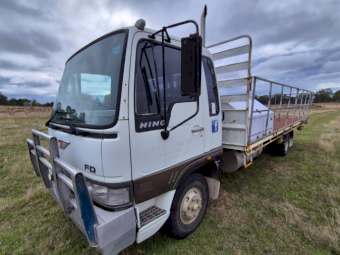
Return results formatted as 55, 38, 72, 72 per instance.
149, 20, 202, 140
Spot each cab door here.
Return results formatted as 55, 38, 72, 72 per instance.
128, 32, 205, 202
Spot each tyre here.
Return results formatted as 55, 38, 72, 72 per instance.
280, 134, 289, 156
288, 131, 294, 147
165, 173, 209, 239
266, 134, 289, 156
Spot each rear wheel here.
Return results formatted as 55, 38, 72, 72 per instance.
265, 134, 289, 156
288, 131, 294, 147
165, 173, 208, 239
282, 134, 289, 156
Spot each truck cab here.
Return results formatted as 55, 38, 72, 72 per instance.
28, 21, 224, 255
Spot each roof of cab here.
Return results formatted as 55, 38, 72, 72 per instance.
66, 25, 211, 63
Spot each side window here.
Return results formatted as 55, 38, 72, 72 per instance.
135, 40, 195, 116
203, 57, 219, 116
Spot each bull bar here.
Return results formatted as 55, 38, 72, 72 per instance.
26, 129, 136, 255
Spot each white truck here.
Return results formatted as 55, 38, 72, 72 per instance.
26, 6, 313, 255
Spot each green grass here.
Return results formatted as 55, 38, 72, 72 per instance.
1, 111, 340, 255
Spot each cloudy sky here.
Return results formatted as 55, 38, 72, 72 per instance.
0, 0, 339, 103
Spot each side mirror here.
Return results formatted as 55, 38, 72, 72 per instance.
181, 33, 202, 97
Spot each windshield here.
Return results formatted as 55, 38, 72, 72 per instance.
51, 31, 127, 128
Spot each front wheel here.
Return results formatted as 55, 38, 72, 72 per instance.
165, 173, 209, 239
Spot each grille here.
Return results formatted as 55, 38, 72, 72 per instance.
139, 206, 166, 227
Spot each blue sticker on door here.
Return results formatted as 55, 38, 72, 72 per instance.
212, 120, 218, 133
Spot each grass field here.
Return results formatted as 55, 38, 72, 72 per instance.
1, 108, 340, 254
0, 106, 52, 117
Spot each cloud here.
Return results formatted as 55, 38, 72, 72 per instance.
317, 82, 340, 90
1, 83, 56, 101
0, 0, 339, 103
253, 51, 321, 74
0, 0, 48, 21
0, 30, 62, 58
322, 60, 340, 73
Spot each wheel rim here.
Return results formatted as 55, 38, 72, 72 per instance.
284, 137, 289, 152
180, 187, 203, 225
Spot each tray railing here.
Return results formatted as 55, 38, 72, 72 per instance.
207, 35, 313, 151
249, 76, 313, 145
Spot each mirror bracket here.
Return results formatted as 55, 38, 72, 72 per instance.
150, 20, 201, 140
161, 130, 170, 140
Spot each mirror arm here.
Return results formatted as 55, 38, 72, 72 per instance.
169, 99, 199, 131
165, 20, 199, 34
161, 28, 170, 140
149, 20, 200, 140
148, 20, 199, 42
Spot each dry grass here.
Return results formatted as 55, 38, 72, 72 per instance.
0, 105, 52, 117
267, 103, 340, 117
1, 107, 340, 255
313, 103, 340, 109
318, 116, 340, 154
311, 103, 340, 115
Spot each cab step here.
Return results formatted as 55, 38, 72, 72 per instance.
140, 206, 166, 227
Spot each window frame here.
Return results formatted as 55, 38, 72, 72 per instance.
202, 57, 220, 117
50, 29, 129, 130
134, 38, 197, 118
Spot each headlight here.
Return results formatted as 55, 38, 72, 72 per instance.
86, 181, 130, 206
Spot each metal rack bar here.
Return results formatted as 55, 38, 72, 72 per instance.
308, 93, 313, 115
285, 87, 293, 126
276, 85, 284, 131
215, 61, 249, 74
302, 91, 308, 119
298, 92, 304, 120
265, 82, 273, 135
218, 78, 248, 88
248, 77, 257, 144
212, 45, 250, 60
292, 89, 299, 123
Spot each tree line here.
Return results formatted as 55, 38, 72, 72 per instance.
255, 88, 340, 105
0, 92, 53, 107
313, 88, 340, 103
1, 88, 339, 107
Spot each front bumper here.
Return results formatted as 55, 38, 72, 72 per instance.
26, 129, 136, 255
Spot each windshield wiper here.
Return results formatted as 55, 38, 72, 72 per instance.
59, 117, 78, 134
45, 110, 75, 127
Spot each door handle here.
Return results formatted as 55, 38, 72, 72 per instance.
192, 127, 204, 133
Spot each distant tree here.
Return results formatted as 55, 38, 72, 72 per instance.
9, 98, 17, 105
42, 102, 54, 107
32, 99, 38, 106
255, 94, 297, 105
23, 98, 32, 105
0, 92, 8, 105
16, 98, 24, 106
314, 88, 333, 103
271, 93, 283, 105
103, 94, 111, 106
333, 90, 340, 102
257, 95, 269, 105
